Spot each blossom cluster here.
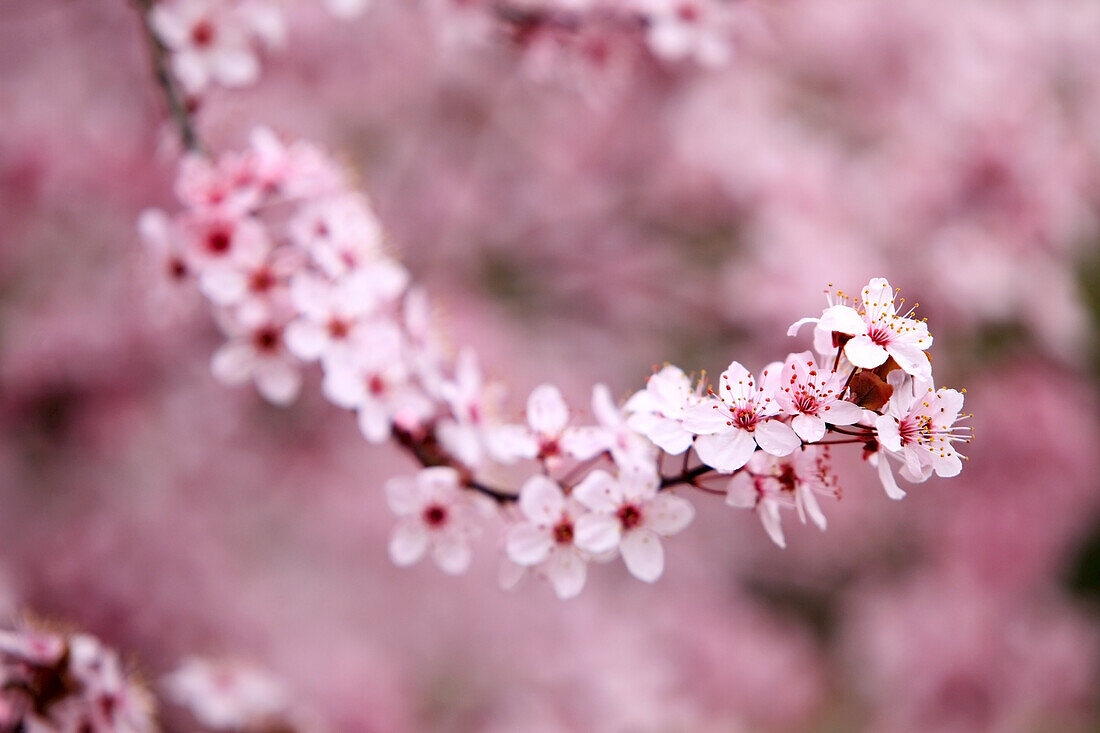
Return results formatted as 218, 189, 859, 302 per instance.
143, 0, 741, 101
141, 129, 971, 599
0, 627, 155, 732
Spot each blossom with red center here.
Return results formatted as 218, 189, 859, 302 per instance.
683, 361, 801, 472
725, 448, 839, 548
149, 0, 284, 95
486, 384, 607, 468
642, 0, 736, 67
385, 467, 486, 575
623, 365, 703, 455
505, 476, 593, 599
773, 350, 865, 442
873, 371, 971, 496
210, 302, 302, 406
573, 467, 694, 583
789, 277, 933, 379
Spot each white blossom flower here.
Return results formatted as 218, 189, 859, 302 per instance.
437, 348, 507, 468
486, 384, 594, 467
789, 278, 933, 379
385, 467, 483, 574
505, 476, 592, 599
162, 657, 288, 731
874, 371, 971, 487
573, 467, 694, 583
149, 0, 263, 94
642, 0, 735, 68
773, 350, 865, 442
683, 361, 801, 472
320, 321, 434, 442
211, 301, 302, 405
624, 365, 701, 455
725, 449, 839, 548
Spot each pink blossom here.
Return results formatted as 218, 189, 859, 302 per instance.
789, 278, 933, 379
773, 350, 865, 442
505, 476, 592, 599
573, 467, 694, 582
162, 657, 290, 731
624, 365, 701, 455
875, 371, 971, 484
210, 300, 302, 405
385, 467, 485, 574
726, 448, 839, 548
683, 361, 800, 472
149, 0, 265, 94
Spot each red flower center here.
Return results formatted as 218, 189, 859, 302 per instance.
423, 504, 447, 527
616, 504, 643, 531
190, 20, 215, 48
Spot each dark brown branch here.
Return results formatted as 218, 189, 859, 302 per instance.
131, 0, 201, 152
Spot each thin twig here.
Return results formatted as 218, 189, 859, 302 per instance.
131, 0, 202, 152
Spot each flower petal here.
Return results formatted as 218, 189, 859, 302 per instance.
527, 384, 569, 436
506, 524, 554, 566
573, 513, 621, 554
754, 420, 801, 456
432, 535, 473, 575
645, 494, 694, 536
545, 547, 587, 599
693, 430, 757, 472
619, 529, 664, 583
519, 475, 565, 525
844, 335, 890, 369
792, 413, 826, 443
572, 470, 621, 512
389, 520, 428, 566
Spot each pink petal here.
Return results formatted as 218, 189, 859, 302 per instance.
645, 494, 694, 536
506, 524, 553, 566
389, 521, 428, 566
619, 529, 664, 583
519, 475, 565, 525
754, 420, 800, 456
526, 384, 570, 436
693, 430, 757, 473
844, 335, 890, 369
573, 513, 621, 554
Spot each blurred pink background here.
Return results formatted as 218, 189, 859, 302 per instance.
2, 1, 1099, 731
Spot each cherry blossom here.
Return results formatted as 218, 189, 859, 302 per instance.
789, 278, 933, 379
573, 467, 695, 582
726, 449, 839, 548
505, 476, 592, 598
624, 365, 701, 455
683, 361, 801, 472
163, 657, 290, 731
773, 350, 865, 442
487, 384, 598, 467
436, 348, 506, 468
320, 321, 434, 442
875, 371, 971, 483
210, 301, 302, 405
149, 0, 265, 94
642, 0, 735, 68
385, 467, 486, 574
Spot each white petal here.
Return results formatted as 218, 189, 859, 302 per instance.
591, 383, 622, 428
545, 547, 587, 599
432, 536, 473, 575
933, 451, 963, 478
844, 335, 890, 369
693, 430, 757, 472
619, 529, 664, 583
385, 476, 418, 515
210, 342, 254, 385
876, 453, 906, 500
527, 384, 570, 436
211, 48, 260, 88
725, 475, 757, 509
633, 416, 694, 455
254, 359, 301, 405
887, 341, 932, 379
682, 400, 729, 435
284, 319, 328, 362
799, 486, 827, 531
754, 420, 801, 456
389, 521, 428, 566
561, 426, 610, 460
572, 470, 621, 512
357, 401, 392, 443
861, 278, 895, 322
573, 513, 621, 554
484, 424, 539, 463
506, 524, 554, 566
822, 400, 863, 425
198, 267, 247, 305
320, 361, 365, 409
874, 415, 903, 452
792, 414, 826, 443
645, 494, 694, 536
786, 316, 820, 337
519, 475, 565, 524
817, 305, 867, 335
758, 500, 786, 548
